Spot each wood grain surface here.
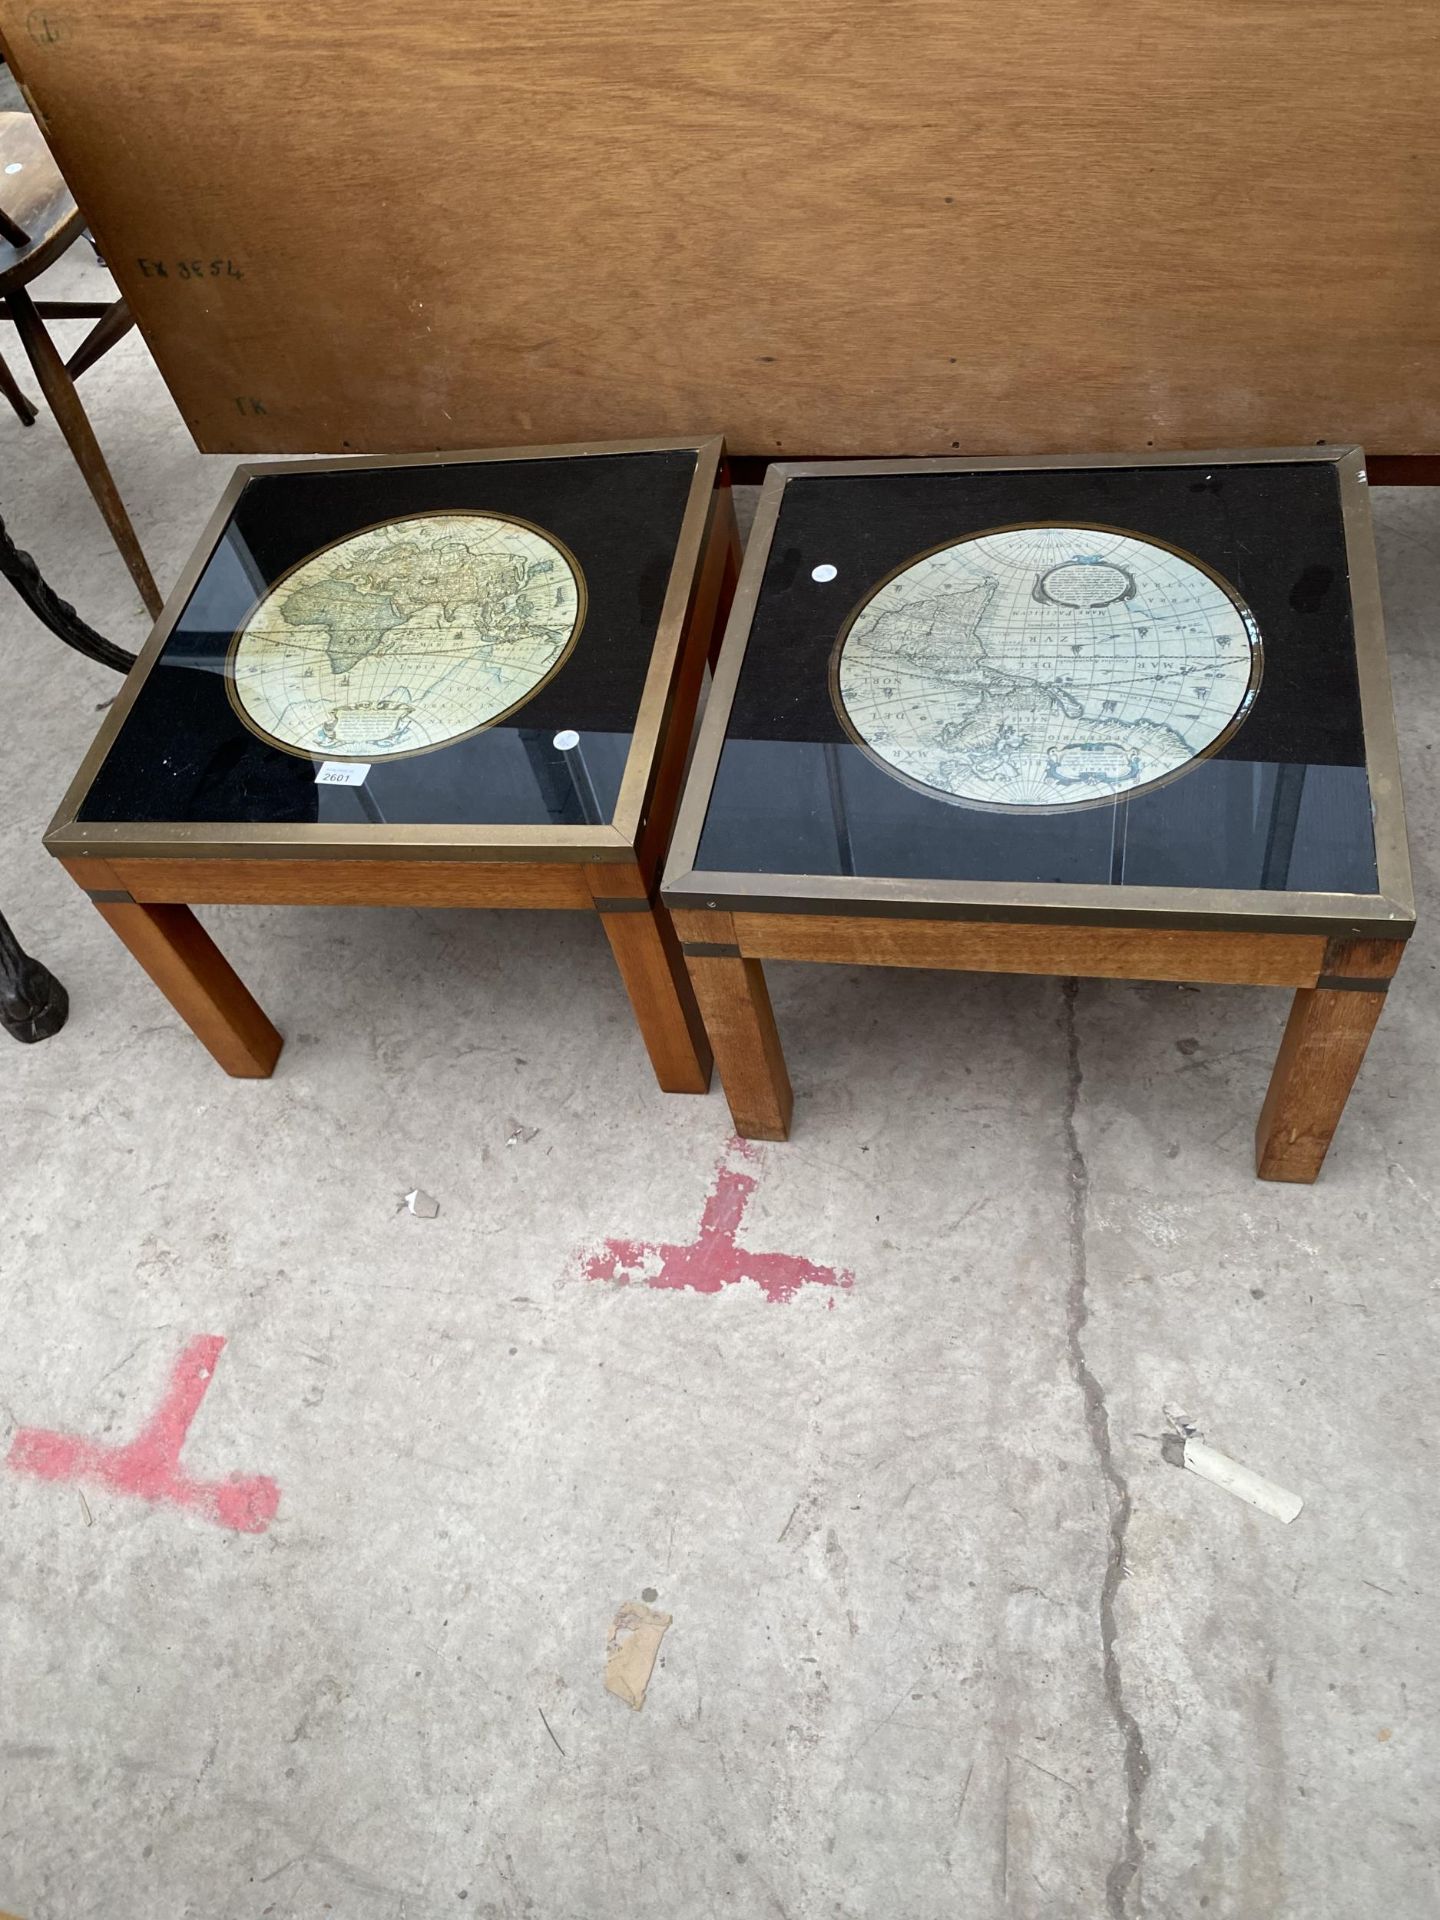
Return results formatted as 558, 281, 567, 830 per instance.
3, 3, 1437, 456
91, 899, 282, 1076
672, 908, 791, 1136
727, 913, 1329, 987
0, 109, 82, 281
632, 486, 738, 883
1255, 936, 1405, 1181
586, 864, 714, 1094
105, 857, 595, 909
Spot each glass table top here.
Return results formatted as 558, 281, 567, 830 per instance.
689, 459, 1384, 902
75, 447, 700, 830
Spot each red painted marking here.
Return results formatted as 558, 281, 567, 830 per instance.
8, 1335, 280, 1534
582, 1137, 853, 1303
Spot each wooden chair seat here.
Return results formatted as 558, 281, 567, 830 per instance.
0, 109, 86, 285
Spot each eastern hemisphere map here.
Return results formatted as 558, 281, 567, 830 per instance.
228, 512, 583, 759
832, 525, 1261, 810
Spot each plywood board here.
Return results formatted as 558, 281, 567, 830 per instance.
3, 1, 1438, 457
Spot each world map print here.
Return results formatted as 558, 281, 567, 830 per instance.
832, 525, 1261, 810
228, 512, 583, 760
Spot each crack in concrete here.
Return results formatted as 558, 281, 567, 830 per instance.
1060, 978, 1150, 1917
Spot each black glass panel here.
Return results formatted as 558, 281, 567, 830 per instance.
695, 462, 1379, 895
79, 449, 698, 827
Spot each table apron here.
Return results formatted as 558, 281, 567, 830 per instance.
714, 912, 1362, 989
64, 856, 601, 911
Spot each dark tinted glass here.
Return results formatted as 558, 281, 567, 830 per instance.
695, 462, 1377, 895
79, 449, 698, 828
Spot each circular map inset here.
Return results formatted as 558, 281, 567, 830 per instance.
831, 523, 1261, 811
228, 512, 584, 761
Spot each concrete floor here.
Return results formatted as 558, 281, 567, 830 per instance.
2, 238, 1439, 1920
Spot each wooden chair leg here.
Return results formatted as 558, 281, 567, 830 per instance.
682, 948, 792, 1141
91, 899, 281, 1077
0, 347, 37, 425
1255, 938, 1404, 1182
589, 866, 713, 1093
5, 286, 162, 617
65, 297, 136, 381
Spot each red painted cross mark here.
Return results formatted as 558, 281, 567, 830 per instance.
582, 1138, 854, 1304
8, 1335, 280, 1534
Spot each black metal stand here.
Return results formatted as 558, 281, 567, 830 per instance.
0, 509, 135, 1041
0, 508, 136, 673
0, 910, 68, 1042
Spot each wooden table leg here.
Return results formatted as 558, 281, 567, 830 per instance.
91, 899, 281, 1077
5, 286, 163, 618
1255, 937, 1405, 1182
587, 866, 711, 1093
673, 912, 792, 1139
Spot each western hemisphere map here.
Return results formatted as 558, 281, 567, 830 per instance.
832, 526, 1261, 811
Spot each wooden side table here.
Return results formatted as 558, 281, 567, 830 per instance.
662, 449, 1413, 1182
45, 436, 738, 1092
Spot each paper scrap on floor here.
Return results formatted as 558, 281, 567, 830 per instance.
604, 1600, 672, 1710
